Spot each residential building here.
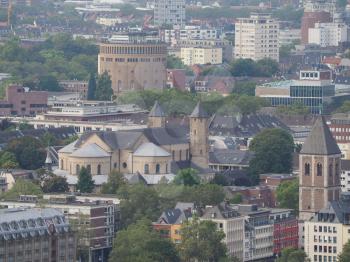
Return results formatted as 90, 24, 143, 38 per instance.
0, 207, 76, 262
235, 13, 279, 62
329, 113, 350, 159
153, 0, 185, 27
209, 149, 253, 171
59, 80, 88, 99
0, 194, 120, 261
299, 116, 342, 221
201, 203, 245, 261
98, 32, 167, 94
0, 84, 48, 116
153, 202, 194, 243
341, 160, 350, 192
269, 209, 299, 255
279, 28, 301, 46
166, 69, 186, 90
308, 22, 348, 47
255, 70, 335, 114
233, 204, 274, 261
193, 76, 234, 94
304, 193, 350, 262
55, 101, 213, 186
180, 47, 222, 66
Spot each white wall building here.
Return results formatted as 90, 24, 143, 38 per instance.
308, 22, 348, 47
279, 28, 301, 46
181, 47, 222, 66
235, 13, 279, 62
153, 0, 185, 26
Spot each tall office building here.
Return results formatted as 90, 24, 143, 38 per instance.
98, 32, 167, 94
234, 13, 279, 62
154, 0, 186, 27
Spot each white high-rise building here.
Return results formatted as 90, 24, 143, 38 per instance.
234, 13, 279, 62
154, 0, 185, 27
308, 22, 348, 47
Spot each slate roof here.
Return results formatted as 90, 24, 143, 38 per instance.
134, 142, 171, 157
190, 102, 209, 118
58, 141, 77, 153
300, 116, 341, 155
209, 149, 253, 166
311, 193, 350, 224
70, 143, 110, 158
157, 206, 193, 224
149, 101, 166, 117
209, 113, 290, 138
201, 202, 240, 220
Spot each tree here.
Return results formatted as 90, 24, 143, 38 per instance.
42, 175, 69, 193
41, 131, 58, 146
87, 73, 96, 100
109, 219, 180, 262
101, 170, 126, 194
339, 240, 350, 262
37, 74, 62, 91
180, 184, 225, 207
230, 59, 258, 77
76, 167, 94, 193
3, 179, 43, 200
249, 128, 294, 183
95, 72, 113, 100
277, 248, 308, 262
230, 193, 243, 204
6, 136, 46, 170
0, 151, 19, 169
233, 81, 256, 96
173, 168, 200, 186
276, 180, 299, 213
178, 218, 228, 262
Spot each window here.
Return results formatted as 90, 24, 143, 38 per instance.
114, 163, 117, 169
317, 163, 323, 176
76, 164, 80, 175
122, 162, 127, 168
329, 164, 333, 176
156, 164, 160, 174
305, 163, 310, 176
87, 165, 91, 173
61, 160, 64, 169
144, 164, 149, 174
97, 164, 101, 175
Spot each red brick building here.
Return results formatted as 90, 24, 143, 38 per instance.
0, 84, 48, 116
269, 209, 299, 255
301, 11, 331, 44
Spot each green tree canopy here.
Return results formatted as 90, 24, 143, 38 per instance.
339, 240, 350, 262
3, 179, 43, 200
233, 81, 256, 96
276, 179, 299, 213
109, 219, 180, 262
178, 218, 228, 262
0, 151, 19, 169
101, 170, 126, 195
95, 72, 113, 101
277, 247, 308, 262
42, 175, 69, 193
6, 136, 46, 170
87, 73, 96, 100
249, 128, 294, 183
230, 58, 279, 77
37, 74, 62, 91
76, 167, 94, 193
173, 168, 200, 186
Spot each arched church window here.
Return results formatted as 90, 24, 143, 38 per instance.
144, 164, 149, 174
304, 163, 310, 176
335, 163, 339, 176
317, 163, 322, 176
61, 160, 64, 169
97, 164, 101, 175
329, 164, 333, 176
156, 164, 160, 174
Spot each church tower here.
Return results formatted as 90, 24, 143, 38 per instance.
299, 116, 341, 221
148, 101, 166, 128
189, 102, 209, 169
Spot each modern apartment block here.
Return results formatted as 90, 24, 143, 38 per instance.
255, 70, 335, 114
308, 22, 348, 47
0, 207, 76, 262
0, 194, 120, 261
180, 47, 223, 66
201, 203, 245, 261
304, 193, 350, 262
0, 84, 48, 116
98, 32, 167, 94
153, 0, 185, 27
235, 13, 279, 62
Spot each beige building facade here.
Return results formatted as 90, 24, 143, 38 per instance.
180, 47, 222, 66
98, 34, 167, 94
235, 14, 279, 62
